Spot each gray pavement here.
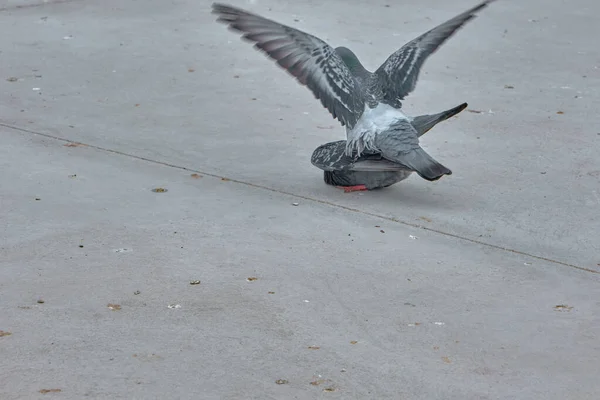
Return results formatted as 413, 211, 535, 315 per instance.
1, 0, 599, 399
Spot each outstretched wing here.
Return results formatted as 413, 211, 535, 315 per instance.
375, 0, 495, 103
212, 3, 365, 128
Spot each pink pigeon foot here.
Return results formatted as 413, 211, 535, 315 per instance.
337, 185, 368, 193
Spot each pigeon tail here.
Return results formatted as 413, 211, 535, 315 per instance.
391, 147, 452, 181
412, 102, 467, 137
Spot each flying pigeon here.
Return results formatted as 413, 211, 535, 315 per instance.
212, 1, 495, 183
311, 103, 467, 192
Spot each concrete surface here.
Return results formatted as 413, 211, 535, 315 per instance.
1, 0, 599, 399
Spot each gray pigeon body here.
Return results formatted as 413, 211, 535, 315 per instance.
212, 1, 495, 182
311, 103, 467, 190
314, 141, 413, 190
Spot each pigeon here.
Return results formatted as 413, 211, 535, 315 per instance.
311, 103, 467, 192
211, 1, 495, 182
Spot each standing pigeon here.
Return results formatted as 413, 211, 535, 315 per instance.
311, 103, 467, 192
212, 1, 495, 182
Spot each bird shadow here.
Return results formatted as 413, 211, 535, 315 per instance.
328, 180, 464, 212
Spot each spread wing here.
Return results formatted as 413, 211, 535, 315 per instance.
375, 0, 495, 103
212, 3, 365, 128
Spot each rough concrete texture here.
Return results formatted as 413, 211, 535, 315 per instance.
1, 0, 599, 399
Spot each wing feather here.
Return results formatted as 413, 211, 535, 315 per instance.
311, 140, 410, 172
212, 3, 365, 127
375, 0, 495, 103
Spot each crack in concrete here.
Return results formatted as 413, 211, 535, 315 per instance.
2, 122, 598, 275
0, 0, 81, 12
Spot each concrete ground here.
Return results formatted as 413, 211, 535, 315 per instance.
1, 0, 599, 399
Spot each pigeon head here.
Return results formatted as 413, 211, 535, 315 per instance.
335, 47, 368, 75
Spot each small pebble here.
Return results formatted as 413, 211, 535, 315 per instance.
554, 304, 573, 312
133, 290, 141, 295
114, 248, 131, 253
292, 202, 299, 206
37, 299, 45, 304
189, 280, 201, 285
275, 379, 288, 385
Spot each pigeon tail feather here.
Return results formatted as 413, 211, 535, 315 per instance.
391, 148, 452, 181
412, 102, 467, 137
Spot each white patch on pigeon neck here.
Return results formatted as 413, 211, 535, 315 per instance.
345, 103, 409, 156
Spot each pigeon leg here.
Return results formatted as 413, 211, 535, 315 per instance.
337, 185, 368, 193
